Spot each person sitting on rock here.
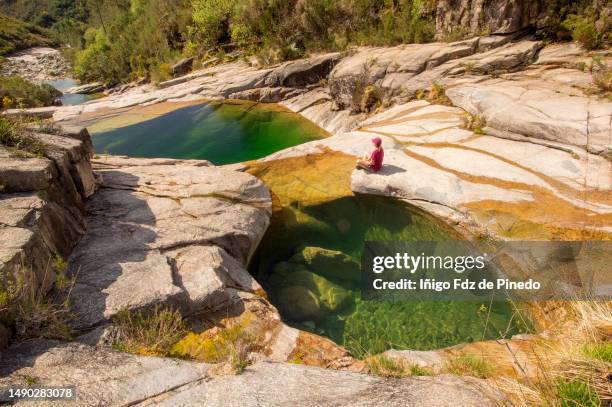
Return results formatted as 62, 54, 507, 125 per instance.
356, 137, 384, 172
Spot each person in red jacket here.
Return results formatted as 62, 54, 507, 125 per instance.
357, 137, 384, 172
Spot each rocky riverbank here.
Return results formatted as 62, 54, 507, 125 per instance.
0, 47, 70, 83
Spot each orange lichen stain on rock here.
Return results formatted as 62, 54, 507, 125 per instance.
466, 200, 612, 241
404, 141, 612, 206
399, 148, 611, 240
245, 149, 356, 208
360, 110, 464, 130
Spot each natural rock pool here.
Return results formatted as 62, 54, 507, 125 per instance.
88, 102, 527, 358
247, 153, 528, 358
90, 101, 325, 164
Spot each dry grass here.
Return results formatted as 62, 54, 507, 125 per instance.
496, 300, 611, 407
0, 116, 45, 157
427, 82, 453, 106
0, 258, 74, 342
111, 306, 188, 357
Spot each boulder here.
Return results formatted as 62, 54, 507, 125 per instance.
277, 285, 322, 321
265, 53, 342, 87
172, 57, 195, 77
229, 87, 307, 103
327, 37, 541, 110
276, 270, 353, 320
2, 106, 57, 119
446, 78, 612, 155
289, 246, 360, 282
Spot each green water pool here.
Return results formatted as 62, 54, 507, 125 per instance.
250, 195, 529, 358
91, 101, 325, 165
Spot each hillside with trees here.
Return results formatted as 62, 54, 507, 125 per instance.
1, 0, 610, 86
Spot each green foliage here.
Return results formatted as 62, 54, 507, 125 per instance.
71, 0, 190, 84
0, 13, 55, 55
464, 113, 486, 135
73, 29, 113, 82
0, 76, 61, 109
562, 13, 605, 50
540, 1, 610, 49
189, 0, 435, 63
555, 379, 600, 407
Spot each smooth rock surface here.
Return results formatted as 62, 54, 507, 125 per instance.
67, 156, 272, 330
0, 340, 506, 407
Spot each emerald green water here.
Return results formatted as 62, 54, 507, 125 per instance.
91, 101, 324, 165
250, 195, 529, 358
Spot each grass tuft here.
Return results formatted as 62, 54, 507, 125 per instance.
111, 306, 188, 357
365, 355, 408, 377
445, 353, 493, 379
1, 259, 74, 342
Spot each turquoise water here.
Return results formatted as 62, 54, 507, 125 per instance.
250, 195, 529, 358
46, 78, 96, 106
91, 102, 325, 165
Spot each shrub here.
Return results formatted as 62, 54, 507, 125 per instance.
0, 13, 55, 56
73, 29, 114, 83
563, 13, 603, 50
0, 76, 61, 109
111, 306, 188, 356
0, 117, 45, 157
464, 113, 487, 135
589, 58, 611, 99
